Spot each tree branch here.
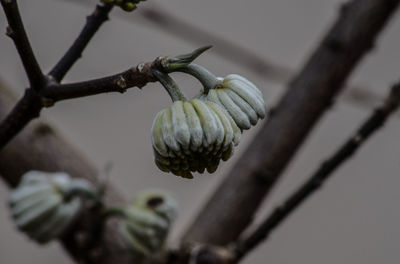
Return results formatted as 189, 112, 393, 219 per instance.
232, 81, 400, 261
0, 0, 45, 89
0, 88, 43, 149
43, 61, 155, 102
48, 3, 114, 82
182, 0, 400, 246
0, 59, 156, 149
0, 79, 136, 264
0, 1, 115, 149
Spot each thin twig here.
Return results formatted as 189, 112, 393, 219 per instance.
0, 1, 114, 149
183, 0, 400, 245
49, 3, 113, 82
0, 0, 45, 89
232, 81, 400, 262
43, 62, 155, 102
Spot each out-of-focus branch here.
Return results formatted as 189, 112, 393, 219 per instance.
63, 0, 391, 113
183, 0, 400, 246
0, 79, 135, 263
232, 81, 400, 262
72, 1, 395, 114
137, 4, 292, 83
1, 0, 45, 89
49, 3, 114, 82
137, 4, 394, 114
64, 0, 292, 82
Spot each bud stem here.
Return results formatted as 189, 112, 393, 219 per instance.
173, 64, 220, 94
152, 69, 187, 102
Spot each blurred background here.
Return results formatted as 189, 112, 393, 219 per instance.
1, 0, 400, 263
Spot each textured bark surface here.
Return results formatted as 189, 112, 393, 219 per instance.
183, 0, 400, 245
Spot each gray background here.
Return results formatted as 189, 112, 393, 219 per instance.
1, 0, 400, 263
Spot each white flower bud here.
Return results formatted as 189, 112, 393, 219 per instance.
205, 74, 267, 130
151, 98, 241, 178
118, 190, 178, 262
8, 171, 96, 244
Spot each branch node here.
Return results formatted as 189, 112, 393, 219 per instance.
41, 97, 55, 108
352, 134, 363, 144
116, 76, 127, 93
5, 26, 14, 37
137, 62, 146, 73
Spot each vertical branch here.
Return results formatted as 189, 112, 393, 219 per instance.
1, 0, 45, 89
0, 88, 43, 149
233, 82, 400, 261
183, 0, 400, 245
0, 2, 114, 149
48, 3, 113, 82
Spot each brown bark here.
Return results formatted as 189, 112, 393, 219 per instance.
183, 0, 400, 245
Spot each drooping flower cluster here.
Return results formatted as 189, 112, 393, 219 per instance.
150, 47, 267, 178
152, 99, 240, 178
8, 171, 96, 244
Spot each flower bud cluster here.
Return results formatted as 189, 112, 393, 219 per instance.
151, 98, 241, 178
202, 74, 266, 130
102, 0, 146, 11
118, 190, 178, 260
150, 47, 267, 178
8, 171, 96, 244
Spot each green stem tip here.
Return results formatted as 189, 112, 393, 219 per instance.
164, 45, 213, 71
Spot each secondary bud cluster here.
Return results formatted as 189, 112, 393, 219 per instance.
152, 99, 241, 178
116, 190, 178, 260
203, 74, 266, 130
8, 171, 96, 244
102, 0, 146, 11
